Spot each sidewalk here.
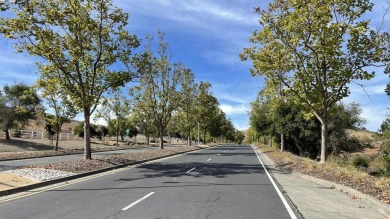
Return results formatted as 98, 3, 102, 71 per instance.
255, 147, 390, 219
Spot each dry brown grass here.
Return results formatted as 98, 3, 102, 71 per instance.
345, 129, 378, 141
258, 145, 390, 204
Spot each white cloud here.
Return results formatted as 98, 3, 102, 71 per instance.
360, 106, 387, 131
181, 1, 258, 26
350, 84, 386, 95
219, 104, 249, 115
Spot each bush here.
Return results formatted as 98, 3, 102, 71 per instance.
351, 155, 370, 169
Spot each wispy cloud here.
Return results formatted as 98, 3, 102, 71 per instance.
350, 84, 387, 95
219, 104, 249, 115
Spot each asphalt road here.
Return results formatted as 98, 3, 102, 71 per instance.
0, 145, 294, 219
0, 146, 162, 171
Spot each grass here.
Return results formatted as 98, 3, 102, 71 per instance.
257, 144, 390, 204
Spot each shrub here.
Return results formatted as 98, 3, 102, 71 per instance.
351, 155, 370, 169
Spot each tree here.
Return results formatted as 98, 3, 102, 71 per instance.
0, 0, 140, 159
132, 32, 184, 149
241, 0, 384, 162
0, 83, 41, 140
37, 78, 77, 151
95, 89, 130, 146
249, 90, 274, 145
196, 82, 220, 143
234, 130, 245, 144
178, 68, 199, 145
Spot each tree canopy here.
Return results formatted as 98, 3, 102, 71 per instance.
241, 0, 384, 162
0, 0, 140, 159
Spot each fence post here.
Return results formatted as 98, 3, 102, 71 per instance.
31, 131, 34, 139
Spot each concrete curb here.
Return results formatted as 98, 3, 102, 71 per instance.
0, 145, 216, 197
254, 146, 390, 217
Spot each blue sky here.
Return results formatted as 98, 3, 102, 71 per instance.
0, 0, 389, 131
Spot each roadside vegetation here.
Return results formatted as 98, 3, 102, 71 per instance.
0, 0, 245, 160
241, 0, 390, 204
255, 144, 390, 204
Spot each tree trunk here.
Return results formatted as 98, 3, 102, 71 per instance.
270, 135, 273, 147
320, 119, 328, 163
159, 125, 164, 149
116, 120, 119, 147
55, 132, 59, 151
84, 112, 92, 160
4, 129, 10, 140
280, 133, 284, 151
293, 138, 303, 156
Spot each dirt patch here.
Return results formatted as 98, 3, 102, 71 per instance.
0, 173, 37, 191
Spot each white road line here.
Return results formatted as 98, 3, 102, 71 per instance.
186, 167, 196, 173
207, 158, 212, 162
252, 146, 297, 219
122, 192, 155, 211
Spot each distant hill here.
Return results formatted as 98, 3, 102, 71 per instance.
24, 118, 81, 133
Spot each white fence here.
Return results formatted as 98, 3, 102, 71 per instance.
2, 130, 187, 144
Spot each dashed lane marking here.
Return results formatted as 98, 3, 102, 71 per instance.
122, 192, 155, 211
186, 167, 196, 173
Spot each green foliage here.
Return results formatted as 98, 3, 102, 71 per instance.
350, 155, 370, 169
126, 126, 138, 138
37, 78, 78, 150
234, 130, 245, 144
249, 84, 368, 158
0, 83, 41, 140
131, 32, 195, 148
0, 0, 139, 159
95, 89, 130, 145
73, 122, 105, 139
241, 0, 384, 162
73, 122, 85, 138
380, 121, 390, 173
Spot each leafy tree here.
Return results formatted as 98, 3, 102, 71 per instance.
0, 0, 140, 159
128, 108, 155, 145
241, 0, 384, 162
249, 90, 274, 145
37, 79, 77, 151
234, 130, 245, 144
196, 82, 220, 143
125, 124, 138, 138
73, 122, 102, 139
178, 68, 199, 145
131, 32, 184, 149
95, 89, 130, 146
0, 83, 41, 140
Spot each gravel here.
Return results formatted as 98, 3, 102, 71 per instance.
3, 145, 208, 182
5, 168, 76, 182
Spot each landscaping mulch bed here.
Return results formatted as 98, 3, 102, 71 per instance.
0, 145, 149, 161
21, 146, 204, 174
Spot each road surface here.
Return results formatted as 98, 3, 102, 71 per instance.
0, 145, 294, 219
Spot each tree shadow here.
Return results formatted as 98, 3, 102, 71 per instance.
0, 139, 54, 151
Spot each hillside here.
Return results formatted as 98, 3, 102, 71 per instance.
24, 119, 81, 133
